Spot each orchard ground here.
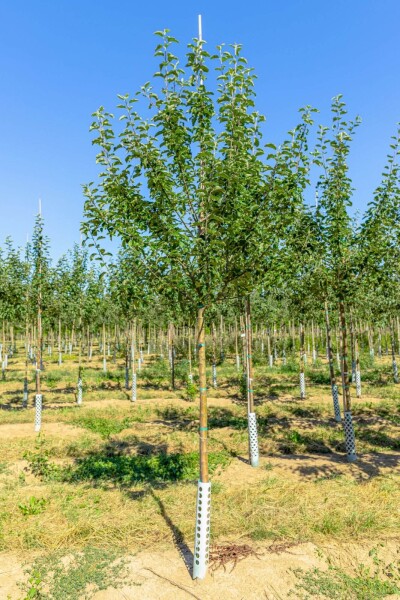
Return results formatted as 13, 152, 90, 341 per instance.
0, 348, 399, 599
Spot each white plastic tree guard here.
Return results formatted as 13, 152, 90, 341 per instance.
193, 481, 211, 579
131, 373, 137, 402
355, 370, 361, 398
212, 364, 217, 388
248, 411, 259, 467
393, 360, 399, 383
331, 383, 341, 422
23, 378, 28, 407
300, 372, 306, 399
34, 394, 42, 432
343, 411, 357, 462
77, 378, 83, 405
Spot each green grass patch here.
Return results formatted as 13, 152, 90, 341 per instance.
290, 547, 400, 599
21, 546, 135, 600
67, 450, 231, 485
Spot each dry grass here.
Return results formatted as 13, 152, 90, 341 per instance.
1, 464, 399, 557
0, 346, 399, 563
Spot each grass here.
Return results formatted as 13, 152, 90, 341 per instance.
290, 546, 400, 599
20, 546, 135, 600
72, 414, 137, 439
0, 346, 399, 595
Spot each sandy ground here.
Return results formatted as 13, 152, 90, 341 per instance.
1, 539, 399, 600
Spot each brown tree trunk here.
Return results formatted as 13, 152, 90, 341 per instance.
197, 306, 208, 483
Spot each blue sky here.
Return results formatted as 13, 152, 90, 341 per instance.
0, 0, 399, 258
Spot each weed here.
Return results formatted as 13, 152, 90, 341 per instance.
19, 497, 48, 516
290, 546, 400, 599
23, 438, 61, 482
20, 569, 43, 599
73, 414, 134, 439
0, 461, 9, 474
22, 546, 136, 600
185, 378, 197, 402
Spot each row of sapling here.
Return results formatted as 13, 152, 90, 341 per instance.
358, 125, 400, 384
2, 229, 399, 385
2, 256, 399, 405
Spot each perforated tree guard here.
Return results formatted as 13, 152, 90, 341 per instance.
300, 372, 306, 399
131, 373, 137, 402
351, 360, 356, 383
331, 383, 341, 422
34, 394, 42, 432
23, 378, 28, 407
212, 364, 217, 388
248, 412, 259, 467
393, 360, 398, 383
236, 354, 240, 371
103, 358, 107, 372
343, 411, 357, 462
193, 481, 211, 580
356, 370, 361, 398
269, 355, 273, 368
77, 378, 83, 405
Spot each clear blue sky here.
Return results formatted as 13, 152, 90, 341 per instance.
0, 0, 399, 258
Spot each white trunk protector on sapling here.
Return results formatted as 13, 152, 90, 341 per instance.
193, 481, 211, 580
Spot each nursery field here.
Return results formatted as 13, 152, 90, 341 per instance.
0, 347, 399, 599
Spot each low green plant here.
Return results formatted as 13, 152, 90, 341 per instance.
22, 546, 135, 600
238, 374, 247, 401
19, 497, 48, 516
67, 450, 231, 485
20, 569, 43, 599
185, 378, 197, 402
142, 357, 169, 387
72, 414, 134, 439
290, 546, 400, 599
23, 438, 61, 482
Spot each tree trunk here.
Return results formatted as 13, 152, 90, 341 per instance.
324, 301, 341, 422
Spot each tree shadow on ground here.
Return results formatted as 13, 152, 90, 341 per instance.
273, 452, 400, 480
64, 438, 230, 487
149, 489, 193, 574
355, 428, 400, 451
276, 431, 334, 455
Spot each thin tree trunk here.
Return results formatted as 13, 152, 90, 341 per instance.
325, 301, 341, 422
197, 305, 208, 483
